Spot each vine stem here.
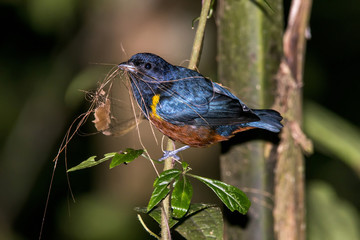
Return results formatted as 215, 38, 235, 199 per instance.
188, 0, 212, 70
160, 1, 212, 239
161, 140, 175, 240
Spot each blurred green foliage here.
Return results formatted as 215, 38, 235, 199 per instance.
28, 0, 78, 34
57, 194, 146, 240
307, 181, 360, 240
304, 101, 360, 176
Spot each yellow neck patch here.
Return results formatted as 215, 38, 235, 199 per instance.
150, 94, 161, 119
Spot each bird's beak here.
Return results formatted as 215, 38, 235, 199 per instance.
118, 62, 136, 72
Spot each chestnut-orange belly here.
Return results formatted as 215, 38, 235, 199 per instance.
149, 115, 230, 147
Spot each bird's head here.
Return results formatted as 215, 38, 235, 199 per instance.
118, 53, 173, 83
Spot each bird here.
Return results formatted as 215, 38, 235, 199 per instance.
118, 53, 283, 160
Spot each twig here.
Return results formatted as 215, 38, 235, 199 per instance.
161, 140, 175, 240
160, 1, 212, 239
137, 214, 160, 239
188, 0, 212, 70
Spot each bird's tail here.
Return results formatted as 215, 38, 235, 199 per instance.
248, 109, 283, 133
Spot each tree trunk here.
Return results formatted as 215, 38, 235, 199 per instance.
273, 1, 313, 240
217, 0, 283, 239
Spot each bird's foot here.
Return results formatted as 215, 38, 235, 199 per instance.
158, 145, 190, 161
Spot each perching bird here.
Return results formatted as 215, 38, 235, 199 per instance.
118, 53, 282, 160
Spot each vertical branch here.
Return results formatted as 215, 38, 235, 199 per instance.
273, 0, 313, 240
161, 140, 175, 240
188, 0, 212, 70
283, 0, 312, 83
160, 1, 212, 239
217, 0, 283, 239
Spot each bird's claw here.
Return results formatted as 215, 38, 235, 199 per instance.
158, 145, 190, 162
158, 151, 181, 161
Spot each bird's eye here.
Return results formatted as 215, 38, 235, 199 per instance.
144, 63, 152, 70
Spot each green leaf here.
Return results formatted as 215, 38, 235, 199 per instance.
152, 169, 182, 187
147, 169, 182, 212
262, 0, 274, 13
135, 203, 217, 229
67, 152, 117, 172
181, 161, 189, 171
67, 149, 144, 172
175, 206, 223, 240
171, 174, 193, 218
188, 174, 251, 214
135, 206, 178, 229
109, 148, 144, 169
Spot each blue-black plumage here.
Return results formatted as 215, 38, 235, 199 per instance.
118, 53, 283, 150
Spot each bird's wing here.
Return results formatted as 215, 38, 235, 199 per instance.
155, 75, 213, 124
156, 78, 260, 126
198, 82, 260, 124
194, 93, 260, 125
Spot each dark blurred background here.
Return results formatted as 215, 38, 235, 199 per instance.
0, 0, 359, 239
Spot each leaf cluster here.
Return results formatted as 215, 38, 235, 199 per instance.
68, 149, 251, 239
